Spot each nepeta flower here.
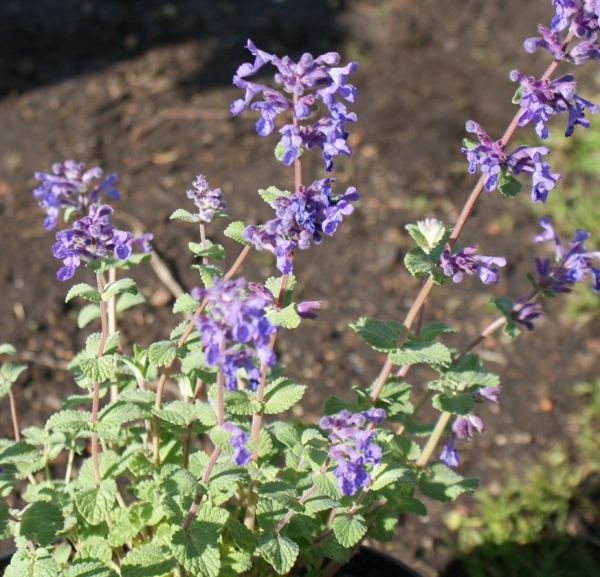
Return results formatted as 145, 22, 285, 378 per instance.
439, 415, 484, 467
243, 179, 359, 273
231, 40, 358, 171
551, 0, 581, 31
247, 283, 321, 320
186, 175, 227, 223
510, 71, 598, 139
524, 24, 566, 60
511, 299, 543, 331
473, 387, 501, 404
33, 160, 120, 230
191, 278, 278, 390
462, 121, 561, 201
439, 246, 506, 284
319, 409, 385, 496
222, 422, 250, 466
534, 217, 600, 294
52, 204, 133, 281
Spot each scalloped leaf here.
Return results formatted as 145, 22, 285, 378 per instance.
263, 378, 306, 414
418, 462, 479, 502
266, 303, 301, 329
388, 341, 452, 367
189, 241, 225, 261
121, 544, 176, 577
75, 480, 118, 525
332, 513, 367, 547
350, 317, 402, 352
66, 283, 101, 303
170, 208, 196, 223
173, 293, 200, 313
259, 534, 299, 575
101, 278, 137, 301
223, 221, 252, 246
79, 356, 113, 382
148, 340, 177, 367
432, 392, 475, 415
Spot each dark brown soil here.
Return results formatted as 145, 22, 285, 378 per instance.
1, 1, 600, 575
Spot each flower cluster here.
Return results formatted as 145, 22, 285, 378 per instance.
222, 422, 250, 466
231, 40, 358, 171
53, 204, 134, 281
548, 0, 600, 37
186, 174, 227, 223
439, 246, 507, 284
33, 160, 120, 231
319, 409, 385, 496
243, 179, 358, 273
247, 282, 321, 320
511, 299, 544, 331
462, 121, 561, 202
510, 71, 597, 139
191, 278, 278, 390
534, 217, 600, 294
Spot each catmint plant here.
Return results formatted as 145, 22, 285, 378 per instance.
2, 3, 600, 576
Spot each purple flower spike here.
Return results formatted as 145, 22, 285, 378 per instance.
511, 299, 543, 331
33, 160, 121, 230
222, 422, 250, 466
186, 175, 227, 223
231, 40, 358, 171
191, 278, 278, 390
243, 179, 358, 274
462, 121, 561, 201
551, 0, 581, 32
440, 415, 485, 467
534, 217, 600, 294
52, 204, 134, 281
320, 409, 384, 495
510, 71, 598, 139
439, 246, 506, 284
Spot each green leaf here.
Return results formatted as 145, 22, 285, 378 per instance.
1, 361, 27, 384
223, 221, 252, 246
225, 390, 261, 415
404, 247, 435, 278
117, 292, 146, 312
266, 303, 301, 329
258, 186, 291, 207
79, 356, 113, 382
332, 513, 367, 547
170, 208, 196, 222
263, 378, 306, 414
77, 304, 101, 328
350, 317, 402, 352
323, 395, 358, 415
0, 343, 16, 355
65, 283, 101, 303
265, 273, 297, 308
75, 479, 118, 525
418, 462, 479, 502
371, 463, 415, 491
432, 391, 475, 415
96, 401, 141, 429
405, 220, 448, 254
195, 264, 223, 288
512, 85, 523, 104
5, 549, 59, 577
496, 168, 522, 198
170, 526, 221, 577
148, 340, 177, 367
313, 472, 343, 499
61, 561, 117, 577
121, 544, 176, 577
304, 494, 339, 514
189, 241, 225, 261
259, 534, 299, 575
86, 332, 119, 356
152, 400, 196, 426
388, 341, 452, 367
410, 322, 456, 342
85, 258, 110, 274
195, 401, 218, 426
101, 278, 138, 301
429, 229, 453, 263
173, 293, 200, 313
46, 410, 92, 432
74, 539, 112, 565
461, 138, 478, 151
398, 497, 428, 516
21, 501, 64, 547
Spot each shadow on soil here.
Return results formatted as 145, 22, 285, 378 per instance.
0, 0, 347, 96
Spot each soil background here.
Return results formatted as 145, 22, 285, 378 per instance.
1, 1, 600, 575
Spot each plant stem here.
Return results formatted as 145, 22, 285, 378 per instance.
152, 245, 252, 467
91, 272, 109, 488
65, 438, 75, 483
107, 267, 119, 402
182, 378, 204, 468
7, 389, 20, 442
367, 38, 573, 407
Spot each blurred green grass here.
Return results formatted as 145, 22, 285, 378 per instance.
444, 381, 600, 577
